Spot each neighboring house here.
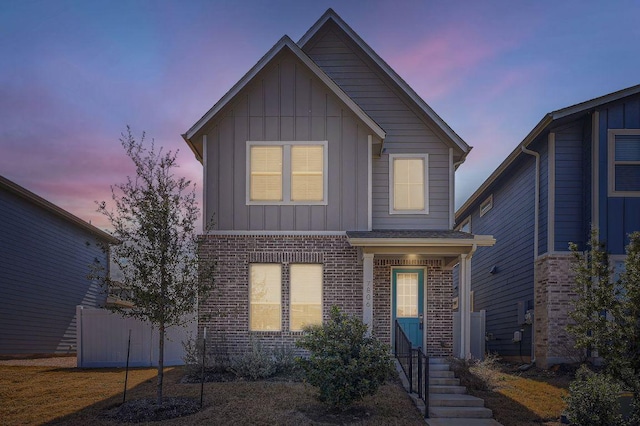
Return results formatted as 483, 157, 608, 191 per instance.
0, 175, 117, 356
182, 9, 494, 359
454, 85, 640, 367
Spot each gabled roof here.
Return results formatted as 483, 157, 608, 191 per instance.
0, 175, 118, 244
298, 8, 471, 158
456, 84, 640, 220
183, 35, 386, 162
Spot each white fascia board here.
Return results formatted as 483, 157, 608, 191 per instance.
298, 9, 470, 155
347, 235, 495, 248
184, 35, 385, 144
204, 230, 347, 236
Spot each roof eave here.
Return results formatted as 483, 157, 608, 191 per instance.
347, 235, 496, 247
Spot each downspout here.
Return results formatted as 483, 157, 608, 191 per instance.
520, 145, 539, 364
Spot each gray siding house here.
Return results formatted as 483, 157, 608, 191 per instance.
183, 9, 494, 359
455, 85, 640, 367
0, 176, 117, 356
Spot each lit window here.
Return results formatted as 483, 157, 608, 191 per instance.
389, 154, 428, 214
249, 264, 281, 331
250, 146, 283, 201
396, 272, 419, 317
291, 146, 324, 201
290, 264, 323, 331
247, 142, 328, 204
480, 195, 493, 217
608, 130, 640, 196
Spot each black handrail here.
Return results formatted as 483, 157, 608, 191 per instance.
394, 320, 429, 418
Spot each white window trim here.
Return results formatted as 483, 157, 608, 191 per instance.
246, 141, 328, 205
388, 153, 429, 215
456, 216, 471, 233
608, 129, 640, 197
479, 194, 493, 217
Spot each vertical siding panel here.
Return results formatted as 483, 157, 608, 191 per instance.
341, 113, 358, 229
608, 198, 624, 252
326, 116, 342, 230
624, 100, 640, 127
264, 65, 279, 118
206, 127, 220, 229
280, 205, 294, 229
218, 115, 235, 229
234, 112, 248, 229
310, 206, 326, 229
295, 206, 310, 230
249, 81, 263, 117
280, 59, 295, 117
264, 206, 280, 230
295, 69, 311, 118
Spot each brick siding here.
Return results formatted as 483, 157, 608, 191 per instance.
534, 253, 580, 368
198, 234, 453, 358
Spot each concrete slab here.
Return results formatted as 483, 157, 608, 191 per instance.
426, 418, 503, 426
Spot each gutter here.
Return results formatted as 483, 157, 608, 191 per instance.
520, 144, 540, 364
181, 133, 203, 164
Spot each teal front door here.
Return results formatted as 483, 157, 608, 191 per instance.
392, 269, 424, 349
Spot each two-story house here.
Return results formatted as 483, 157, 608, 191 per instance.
455, 85, 640, 367
183, 9, 494, 359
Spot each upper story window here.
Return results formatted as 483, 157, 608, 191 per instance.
608, 130, 640, 196
479, 195, 493, 217
247, 141, 328, 205
389, 154, 429, 214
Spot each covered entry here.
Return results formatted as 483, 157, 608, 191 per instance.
346, 230, 495, 359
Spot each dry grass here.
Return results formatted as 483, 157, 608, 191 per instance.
0, 365, 425, 425
462, 362, 571, 426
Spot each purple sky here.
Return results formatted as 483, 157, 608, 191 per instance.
2, 0, 639, 231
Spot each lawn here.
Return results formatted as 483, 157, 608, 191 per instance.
0, 365, 426, 425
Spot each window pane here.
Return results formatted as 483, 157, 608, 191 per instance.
396, 273, 418, 317
250, 146, 282, 201
394, 158, 424, 210
615, 135, 640, 161
291, 145, 324, 201
290, 264, 322, 331
615, 165, 640, 191
250, 264, 281, 331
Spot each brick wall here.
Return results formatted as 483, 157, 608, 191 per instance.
198, 234, 453, 358
534, 253, 580, 368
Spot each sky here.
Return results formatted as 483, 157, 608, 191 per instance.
1, 0, 639, 231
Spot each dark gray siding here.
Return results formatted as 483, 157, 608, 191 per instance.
204, 49, 372, 231
0, 189, 107, 355
303, 23, 452, 230
554, 123, 587, 252
537, 138, 548, 255
460, 155, 536, 357
597, 96, 640, 254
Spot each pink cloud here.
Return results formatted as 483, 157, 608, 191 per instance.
387, 24, 518, 100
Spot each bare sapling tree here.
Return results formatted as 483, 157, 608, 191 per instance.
95, 126, 212, 405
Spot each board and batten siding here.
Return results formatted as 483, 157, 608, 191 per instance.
457, 155, 536, 357
553, 122, 588, 252
203, 49, 372, 232
0, 188, 108, 355
303, 22, 452, 230
597, 96, 640, 254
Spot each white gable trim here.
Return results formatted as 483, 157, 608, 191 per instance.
184, 35, 385, 159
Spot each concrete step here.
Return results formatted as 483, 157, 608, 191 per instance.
429, 357, 450, 364
426, 418, 503, 426
429, 363, 451, 371
429, 406, 494, 419
430, 393, 485, 407
429, 370, 455, 378
430, 377, 460, 386
430, 385, 467, 394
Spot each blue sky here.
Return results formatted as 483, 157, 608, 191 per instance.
1, 0, 639, 230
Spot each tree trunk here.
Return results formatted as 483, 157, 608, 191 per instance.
157, 322, 165, 406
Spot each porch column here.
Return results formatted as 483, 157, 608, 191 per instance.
459, 253, 472, 359
363, 253, 374, 334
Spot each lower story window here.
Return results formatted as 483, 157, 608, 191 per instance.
290, 264, 323, 331
249, 264, 282, 331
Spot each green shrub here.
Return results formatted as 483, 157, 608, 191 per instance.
229, 338, 277, 380
181, 332, 230, 375
564, 365, 623, 426
296, 306, 394, 410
